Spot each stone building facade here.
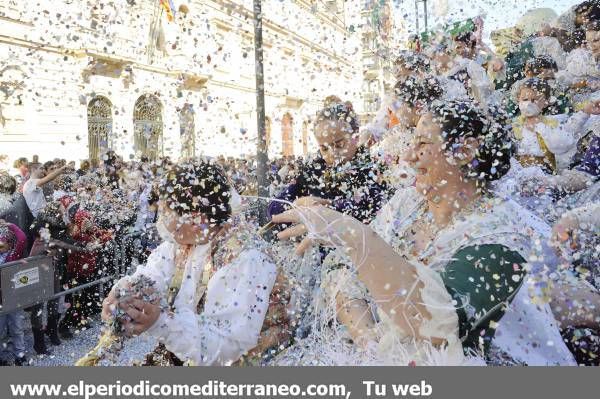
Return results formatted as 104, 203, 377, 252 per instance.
1, 0, 385, 163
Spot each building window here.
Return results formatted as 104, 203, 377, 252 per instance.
133, 94, 163, 160
87, 96, 113, 162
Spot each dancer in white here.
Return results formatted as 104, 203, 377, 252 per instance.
101, 161, 287, 366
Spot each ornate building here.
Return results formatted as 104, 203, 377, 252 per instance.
344, 0, 403, 123
0, 0, 373, 162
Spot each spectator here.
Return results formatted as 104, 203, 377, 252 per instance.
12, 157, 29, 193
0, 221, 28, 366
22, 162, 69, 218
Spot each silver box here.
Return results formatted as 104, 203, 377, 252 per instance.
0, 255, 55, 315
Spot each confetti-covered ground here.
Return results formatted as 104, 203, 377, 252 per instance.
1, 316, 155, 367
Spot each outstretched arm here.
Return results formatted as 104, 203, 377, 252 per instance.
273, 206, 448, 345
36, 165, 68, 187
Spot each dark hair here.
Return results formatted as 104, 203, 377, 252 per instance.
159, 160, 231, 225
575, 1, 600, 20
394, 50, 430, 73
394, 76, 443, 106
430, 100, 514, 183
315, 102, 360, 134
519, 77, 552, 99
104, 150, 118, 166
454, 31, 477, 49
585, 17, 600, 30
57, 174, 74, 192
575, 0, 594, 14
525, 56, 558, 74
0, 172, 16, 195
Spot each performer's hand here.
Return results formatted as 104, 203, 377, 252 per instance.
272, 205, 362, 255
119, 298, 161, 337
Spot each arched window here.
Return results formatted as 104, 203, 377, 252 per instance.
87, 96, 113, 162
133, 94, 163, 160
281, 113, 294, 157
179, 103, 195, 158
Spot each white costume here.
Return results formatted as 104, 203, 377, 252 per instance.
378, 190, 575, 365
273, 189, 576, 366
513, 113, 596, 171
120, 225, 277, 365
557, 48, 599, 87
557, 48, 600, 105
446, 56, 495, 107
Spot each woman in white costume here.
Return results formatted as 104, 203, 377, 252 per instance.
557, 19, 600, 105
271, 100, 576, 366
101, 161, 289, 366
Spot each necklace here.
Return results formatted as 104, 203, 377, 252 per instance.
397, 194, 488, 263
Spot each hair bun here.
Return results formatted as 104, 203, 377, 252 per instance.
431, 100, 514, 183
159, 160, 232, 225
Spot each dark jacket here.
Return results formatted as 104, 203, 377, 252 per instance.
268, 146, 393, 223
0, 194, 35, 253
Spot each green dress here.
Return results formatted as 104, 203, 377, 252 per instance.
440, 244, 526, 355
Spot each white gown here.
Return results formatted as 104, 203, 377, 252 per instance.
557, 48, 600, 105
273, 188, 576, 366
374, 189, 576, 365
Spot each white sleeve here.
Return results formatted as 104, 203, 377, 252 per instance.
540, 118, 578, 156
561, 112, 591, 142
146, 249, 278, 365
118, 243, 172, 293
